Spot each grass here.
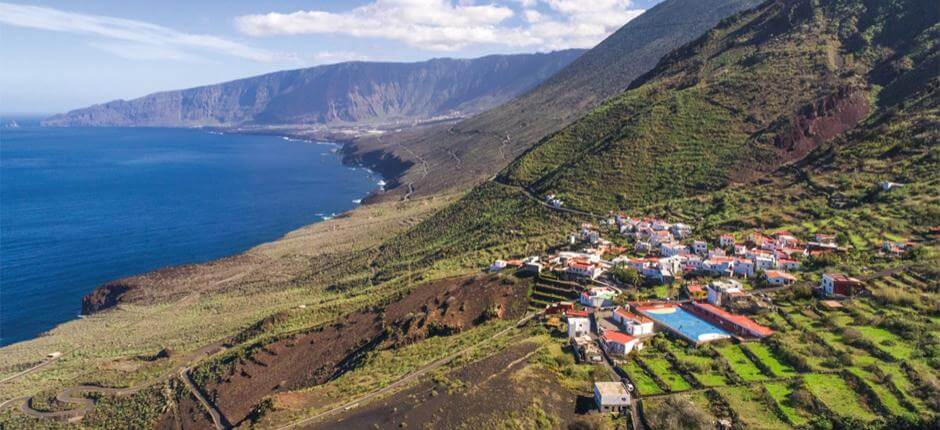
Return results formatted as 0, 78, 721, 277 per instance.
846, 367, 915, 419
643, 356, 693, 392
742, 344, 798, 378
716, 344, 768, 382
763, 382, 809, 427
716, 385, 792, 430
803, 373, 878, 422
853, 326, 915, 360
622, 360, 663, 396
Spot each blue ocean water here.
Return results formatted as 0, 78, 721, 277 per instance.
0, 126, 380, 346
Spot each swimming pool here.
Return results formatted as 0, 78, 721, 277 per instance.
638, 306, 731, 344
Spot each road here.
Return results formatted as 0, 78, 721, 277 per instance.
273, 313, 535, 430
0, 354, 62, 385
180, 367, 228, 430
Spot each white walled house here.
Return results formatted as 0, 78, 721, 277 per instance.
720, 234, 736, 248
764, 270, 797, 285
613, 308, 655, 336
567, 315, 591, 338
594, 382, 630, 413
693, 240, 708, 255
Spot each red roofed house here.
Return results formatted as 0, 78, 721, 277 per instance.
601, 330, 643, 356
566, 259, 602, 281
684, 283, 707, 300
612, 307, 655, 336
719, 234, 735, 248
689, 302, 774, 339
764, 270, 797, 286
821, 274, 865, 297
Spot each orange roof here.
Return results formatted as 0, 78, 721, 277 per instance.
686, 284, 704, 293
615, 307, 652, 323
765, 270, 796, 280
602, 330, 636, 345
566, 310, 589, 318
692, 303, 773, 337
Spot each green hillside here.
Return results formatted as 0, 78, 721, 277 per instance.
500, 0, 937, 213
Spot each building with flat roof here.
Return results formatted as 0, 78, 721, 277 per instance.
594, 382, 630, 413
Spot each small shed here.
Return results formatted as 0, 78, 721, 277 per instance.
594, 381, 630, 413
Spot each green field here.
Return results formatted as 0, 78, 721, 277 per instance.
717, 344, 768, 382
763, 382, 809, 427
717, 386, 792, 430
742, 344, 798, 378
643, 356, 693, 392
803, 373, 878, 422
622, 360, 663, 395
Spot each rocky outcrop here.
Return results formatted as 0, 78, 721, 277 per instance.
81, 282, 131, 315
42, 51, 584, 128
774, 87, 871, 159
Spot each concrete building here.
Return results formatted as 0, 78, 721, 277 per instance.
594, 382, 631, 413
567, 314, 591, 338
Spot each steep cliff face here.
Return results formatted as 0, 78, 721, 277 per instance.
42, 51, 584, 128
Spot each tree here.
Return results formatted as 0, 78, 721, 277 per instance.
610, 264, 640, 288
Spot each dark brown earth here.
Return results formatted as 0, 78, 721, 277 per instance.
306, 341, 585, 430
773, 87, 871, 161
158, 275, 528, 428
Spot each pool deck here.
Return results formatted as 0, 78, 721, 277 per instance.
634, 303, 732, 345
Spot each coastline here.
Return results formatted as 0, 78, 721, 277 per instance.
1, 126, 393, 347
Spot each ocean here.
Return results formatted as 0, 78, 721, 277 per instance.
0, 126, 380, 346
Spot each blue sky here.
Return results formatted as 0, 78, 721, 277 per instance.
0, 1, 661, 114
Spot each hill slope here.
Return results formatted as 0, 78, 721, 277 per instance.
345, 0, 764, 198
498, 0, 938, 213
41, 51, 583, 128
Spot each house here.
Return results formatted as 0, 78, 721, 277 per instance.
749, 232, 772, 247
594, 382, 630, 413
650, 230, 674, 246
753, 254, 776, 272
613, 307, 655, 336
634, 241, 652, 253
580, 287, 618, 308
776, 258, 801, 271
684, 284, 707, 300
708, 248, 727, 258
567, 313, 591, 338
671, 223, 693, 239
523, 257, 544, 274
652, 219, 671, 231
764, 270, 797, 286
882, 240, 911, 256
815, 233, 837, 245
489, 260, 507, 272
601, 330, 643, 357
732, 259, 755, 277
693, 240, 708, 255
544, 302, 574, 315
703, 257, 734, 276
733, 244, 748, 256
720, 234, 736, 248
821, 273, 864, 297
774, 231, 799, 248
707, 279, 745, 306
660, 242, 687, 257
566, 260, 602, 281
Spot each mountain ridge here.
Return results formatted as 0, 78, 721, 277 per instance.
41, 50, 584, 128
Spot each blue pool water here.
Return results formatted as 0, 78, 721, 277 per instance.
0, 125, 380, 346
640, 306, 731, 343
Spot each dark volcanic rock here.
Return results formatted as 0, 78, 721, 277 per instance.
81, 282, 131, 315
42, 51, 584, 128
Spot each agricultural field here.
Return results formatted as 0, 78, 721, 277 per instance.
716, 344, 768, 382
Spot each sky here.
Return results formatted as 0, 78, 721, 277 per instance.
0, 0, 661, 114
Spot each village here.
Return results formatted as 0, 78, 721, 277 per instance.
488, 210, 880, 418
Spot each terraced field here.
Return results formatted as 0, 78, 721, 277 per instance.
803, 373, 879, 422
742, 344, 797, 378
716, 344, 768, 382
716, 386, 792, 430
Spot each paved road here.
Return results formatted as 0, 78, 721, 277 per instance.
180, 367, 228, 430
274, 313, 536, 430
0, 355, 62, 385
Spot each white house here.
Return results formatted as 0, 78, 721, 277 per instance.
754, 254, 776, 271
650, 230, 674, 246
489, 260, 507, 272
567, 314, 591, 338
733, 244, 748, 256
567, 260, 603, 281
693, 240, 708, 255
634, 241, 652, 253
580, 287, 618, 308
764, 270, 797, 286
671, 223, 693, 239
601, 330, 643, 357
594, 382, 630, 413
720, 234, 736, 248
732, 259, 755, 277
776, 258, 801, 271
660, 242, 687, 257
707, 279, 745, 306
613, 307, 655, 336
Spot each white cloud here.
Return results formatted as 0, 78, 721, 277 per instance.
0, 2, 295, 63
236, 0, 645, 52
310, 51, 371, 64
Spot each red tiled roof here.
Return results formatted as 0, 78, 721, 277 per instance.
615, 307, 652, 323
765, 270, 796, 280
602, 330, 636, 345
692, 302, 773, 337
566, 310, 589, 318
686, 284, 704, 293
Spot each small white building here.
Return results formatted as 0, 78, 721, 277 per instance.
601, 330, 643, 357
613, 307, 655, 336
489, 260, 507, 272
580, 287, 618, 308
732, 259, 755, 277
594, 382, 631, 413
660, 242, 687, 257
693, 240, 708, 255
764, 270, 797, 286
754, 254, 776, 271
707, 279, 745, 306
567, 315, 591, 338
720, 234, 736, 248
671, 223, 693, 239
